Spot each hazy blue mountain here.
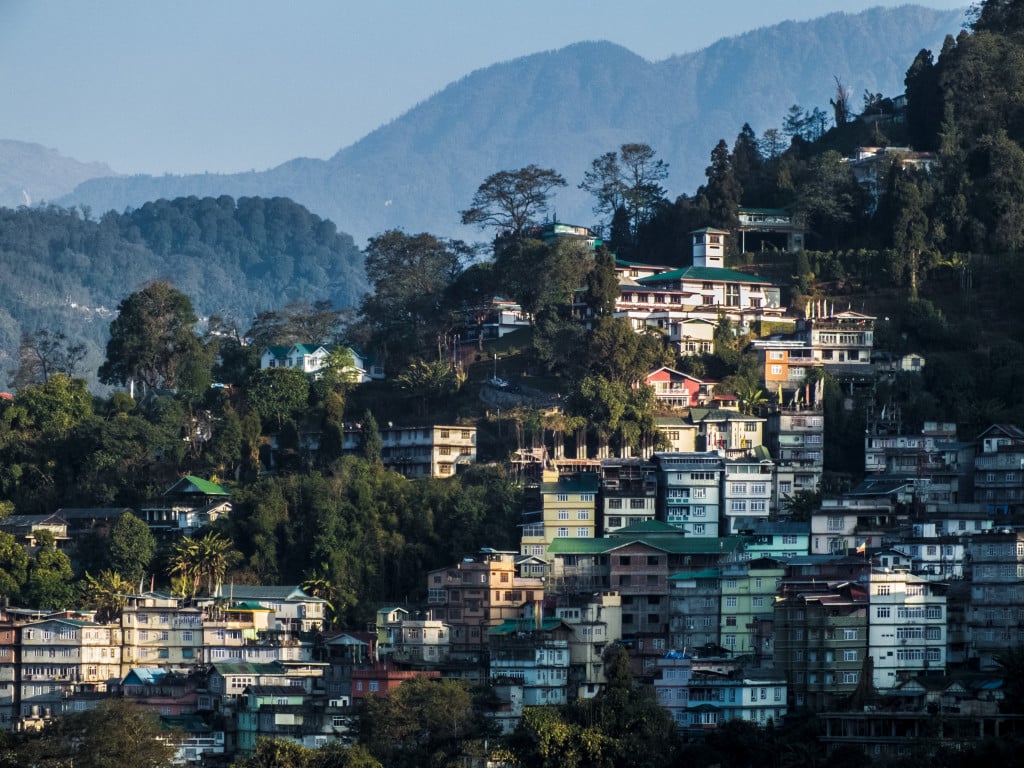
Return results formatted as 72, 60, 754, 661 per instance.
0, 140, 116, 208
57, 6, 966, 245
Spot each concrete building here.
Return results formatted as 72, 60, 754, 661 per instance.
718, 558, 785, 658
426, 550, 544, 662
868, 570, 947, 691
973, 424, 1024, 513
774, 580, 869, 711
721, 456, 774, 534
653, 452, 725, 536
343, 424, 477, 479
599, 458, 657, 535
764, 404, 824, 499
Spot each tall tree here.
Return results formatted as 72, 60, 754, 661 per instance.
99, 281, 203, 391
701, 140, 743, 232
9, 330, 86, 391
109, 511, 157, 588
247, 367, 310, 429
580, 143, 669, 245
353, 230, 467, 370
460, 165, 567, 239
246, 300, 344, 349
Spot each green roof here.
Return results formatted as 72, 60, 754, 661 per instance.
175, 475, 229, 496
739, 207, 790, 215
614, 520, 679, 535
636, 266, 775, 285
548, 535, 745, 556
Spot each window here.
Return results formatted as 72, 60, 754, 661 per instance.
576, 528, 589, 537
558, 510, 570, 520
876, 585, 890, 596
843, 628, 857, 640
557, 494, 569, 502
607, 516, 622, 528
844, 649, 858, 662
461, 430, 471, 439
876, 606, 890, 618
557, 527, 569, 538
843, 672, 859, 684
726, 596, 737, 608
630, 498, 646, 509
608, 498, 622, 509
620, 556, 631, 566
827, 517, 844, 531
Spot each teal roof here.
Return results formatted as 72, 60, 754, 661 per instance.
669, 569, 720, 580
265, 343, 330, 358
637, 266, 775, 285
489, 618, 568, 635
548, 534, 745, 556
541, 475, 599, 494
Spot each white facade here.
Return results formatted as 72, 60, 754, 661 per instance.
654, 453, 724, 537
868, 571, 946, 690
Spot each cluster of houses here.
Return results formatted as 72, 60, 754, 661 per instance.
4, 414, 1024, 759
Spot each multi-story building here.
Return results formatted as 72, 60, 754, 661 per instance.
209, 585, 327, 633
599, 458, 657, 535
721, 456, 774, 534
718, 558, 785, 658
121, 593, 204, 673
868, 570, 947, 690
764, 404, 824, 499
521, 474, 598, 558
962, 531, 1024, 670
774, 580, 868, 711
653, 452, 725, 536
0, 612, 19, 728
343, 424, 477, 479
798, 308, 876, 371
688, 408, 766, 459
973, 424, 1024, 513
488, 619, 572, 711
684, 671, 787, 730
654, 416, 698, 454
811, 486, 913, 554
737, 520, 810, 560
668, 568, 722, 654
19, 617, 122, 717
864, 417, 973, 505
426, 550, 544, 661
552, 592, 622, 700
644, 368, 715, 408
612, 230, 785, 353
654, 651, 694, 728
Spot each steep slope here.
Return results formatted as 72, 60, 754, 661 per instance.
58, 6, 965, 244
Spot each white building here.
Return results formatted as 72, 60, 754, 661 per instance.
653, 453, 724, 537
868, 570, 946, 691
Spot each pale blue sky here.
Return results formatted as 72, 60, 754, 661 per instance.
1, 1, 967, 175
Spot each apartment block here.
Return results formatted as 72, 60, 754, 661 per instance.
868, 570, 947, 690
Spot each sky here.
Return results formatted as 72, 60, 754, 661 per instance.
1, 1, 969, 176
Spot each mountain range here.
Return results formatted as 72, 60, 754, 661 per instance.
7, 5, 966, 245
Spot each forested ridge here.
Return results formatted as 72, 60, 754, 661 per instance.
0, 195, 366, 389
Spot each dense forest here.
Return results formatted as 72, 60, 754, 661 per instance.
0, 195, 366, 389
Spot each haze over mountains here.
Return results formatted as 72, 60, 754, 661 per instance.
10, 6, 965, 245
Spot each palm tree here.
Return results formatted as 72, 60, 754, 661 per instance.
83, 570, 134, 623
168, 532, 241, 598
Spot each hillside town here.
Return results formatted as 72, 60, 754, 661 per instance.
3, 217, 1024, 765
